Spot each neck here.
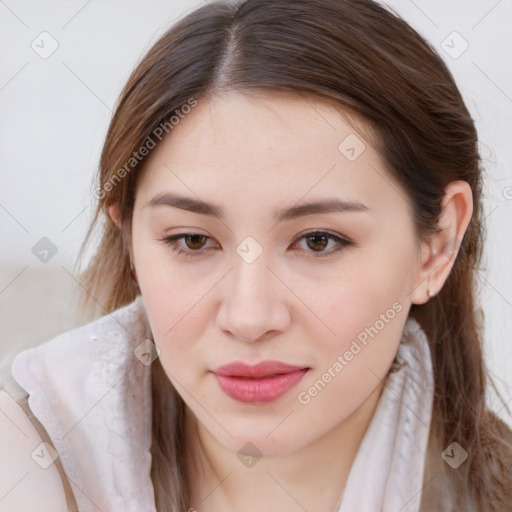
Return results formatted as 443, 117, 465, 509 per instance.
185, 381, 384, 512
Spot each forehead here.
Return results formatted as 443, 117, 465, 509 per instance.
135, 90, 408, 218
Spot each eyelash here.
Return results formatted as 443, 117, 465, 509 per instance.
159, 230, 353, 260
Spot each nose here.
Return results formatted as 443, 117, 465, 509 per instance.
216, 255, 291, 342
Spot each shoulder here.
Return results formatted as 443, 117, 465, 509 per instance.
0, 389, 68, 511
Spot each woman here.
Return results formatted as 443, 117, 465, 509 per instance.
1, 0, 511, 510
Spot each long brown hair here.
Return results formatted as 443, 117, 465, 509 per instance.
76, 0, 512, 510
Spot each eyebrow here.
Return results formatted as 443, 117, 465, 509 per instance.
144, 192, 369, 222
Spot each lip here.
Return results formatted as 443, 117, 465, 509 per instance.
212, 361, 309, 404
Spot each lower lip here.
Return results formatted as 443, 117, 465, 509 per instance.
214, 369, 308, 404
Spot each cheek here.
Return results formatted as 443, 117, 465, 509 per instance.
139, 277, 206, 350
309, 259, 409, 341
295, 276, 408, 426
132, 229, 206, 337
140, 280, 209, 400
133, 255, 219, 392
300, 245, 414, 389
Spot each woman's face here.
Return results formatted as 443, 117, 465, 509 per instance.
130, 91, 424, 456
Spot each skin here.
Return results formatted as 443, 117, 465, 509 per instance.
108, 90, 472, 511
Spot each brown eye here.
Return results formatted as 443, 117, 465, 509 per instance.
184, 234, 208, 250
293, 230, 353, 258
160, 233, 217, 259
305, 233, 329, 252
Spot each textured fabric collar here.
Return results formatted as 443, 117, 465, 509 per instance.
339, 315, 435, 512
11, 296, 434, 512
12, 295, 156, 512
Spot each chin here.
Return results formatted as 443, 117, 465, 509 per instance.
198, 408, 314, 458
225, 431, 305, 459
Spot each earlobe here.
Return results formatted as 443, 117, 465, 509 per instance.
107, 203, 122, 228
411, 180, 473, 305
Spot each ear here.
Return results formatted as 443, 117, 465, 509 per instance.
106, 202, 139, 284
411, 180, 473, 305
107, 203, 122, 228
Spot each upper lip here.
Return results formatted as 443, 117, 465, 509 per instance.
213, 360, 309, 378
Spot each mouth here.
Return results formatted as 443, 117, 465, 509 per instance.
212, 361, 310, 404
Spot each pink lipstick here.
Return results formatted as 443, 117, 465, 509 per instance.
212, 361, 309, 404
